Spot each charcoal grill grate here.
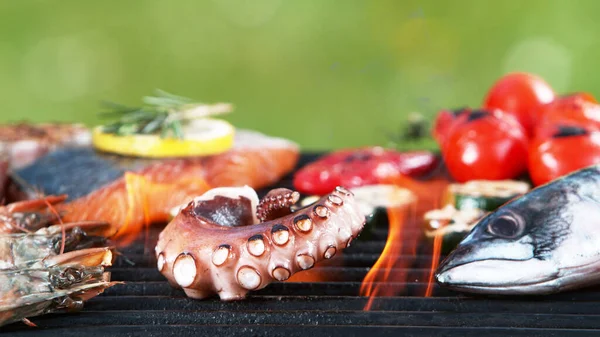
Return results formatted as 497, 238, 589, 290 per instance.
4, 153, 600, 337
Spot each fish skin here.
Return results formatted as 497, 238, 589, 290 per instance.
436, 164, 600, 295
15, 148, 128, 200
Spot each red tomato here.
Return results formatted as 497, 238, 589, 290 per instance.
535, 93, 600, 138
529, 126, 600, 186
533, 122, 599, 140
433, 107, 521, 150
432, 107, 469, 146
562, 92, 598, 104
292, 147, 439, 195
442, 109, 529, 182
445, 107, 523, 137
483, 72, 555, 136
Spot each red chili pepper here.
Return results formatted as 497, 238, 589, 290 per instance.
529, 125, 600, 186
292, 147, 439, 195
441, 109, 529, 182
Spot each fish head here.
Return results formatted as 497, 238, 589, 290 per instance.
436, 168, 600, 294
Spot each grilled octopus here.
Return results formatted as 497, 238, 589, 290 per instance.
155, 185, 366, 300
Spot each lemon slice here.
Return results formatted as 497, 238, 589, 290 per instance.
92, 118, 235, 158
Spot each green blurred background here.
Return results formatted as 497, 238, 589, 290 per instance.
0, 0, 597, 151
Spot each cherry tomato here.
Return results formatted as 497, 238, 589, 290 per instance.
442, 109, 529, 182
432, 107, 468, 146
445, 107, 523, 138
529, 125, 600, 186
562, 92, 598, 104
535, 93, 600, 138
433, 107, 522, 150
292, 147, 439, 195
533, 122, 599, 140
540, 92, 598, 116
483, 72, 555, 136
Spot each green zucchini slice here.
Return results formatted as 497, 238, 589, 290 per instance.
445, 180, 529, 212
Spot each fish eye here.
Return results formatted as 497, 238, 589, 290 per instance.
487, 214, 524, 239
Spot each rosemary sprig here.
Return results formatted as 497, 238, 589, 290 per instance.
99, 89, 233, 139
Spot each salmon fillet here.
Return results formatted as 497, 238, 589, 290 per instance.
14, 130, 299, 245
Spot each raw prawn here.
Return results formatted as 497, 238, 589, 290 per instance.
0, 199, 116, 327
0, 195, 67, 234
0, 222, 115, 327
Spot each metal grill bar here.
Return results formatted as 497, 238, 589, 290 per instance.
108, 267, 435, 282
8, 325, 600, 337
111, 253, 435, 268
5, 153, 600, 337
82, 294, 600, 313
12, 310, 600, 329
99, 281, 450, 297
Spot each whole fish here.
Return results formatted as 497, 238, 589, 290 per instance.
435, 164, 600, 295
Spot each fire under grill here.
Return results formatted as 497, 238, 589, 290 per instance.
5, 153, 600, 336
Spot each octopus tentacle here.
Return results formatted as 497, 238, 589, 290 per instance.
155, 185, 366, 301
256, 188, 300, 222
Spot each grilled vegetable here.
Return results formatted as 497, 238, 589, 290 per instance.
292, 147, 438, 195
423, 205, 485, 255
529, 125, 600, 186
441, 109, 529, 182
483, 72, 555, 136
432, 107, 468, 147
444, 180, 530, 212
343, 184, 416, 229
535, 93, 600, 139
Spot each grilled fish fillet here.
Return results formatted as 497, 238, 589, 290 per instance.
14, 129, 300, 245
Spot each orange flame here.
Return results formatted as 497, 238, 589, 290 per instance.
360, 202, 415, 310
425, 231, 443, 297
287, 257, 343, 283
360, 174, 449, 310
116, 172, 214, 246
60, 170, 213, 247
